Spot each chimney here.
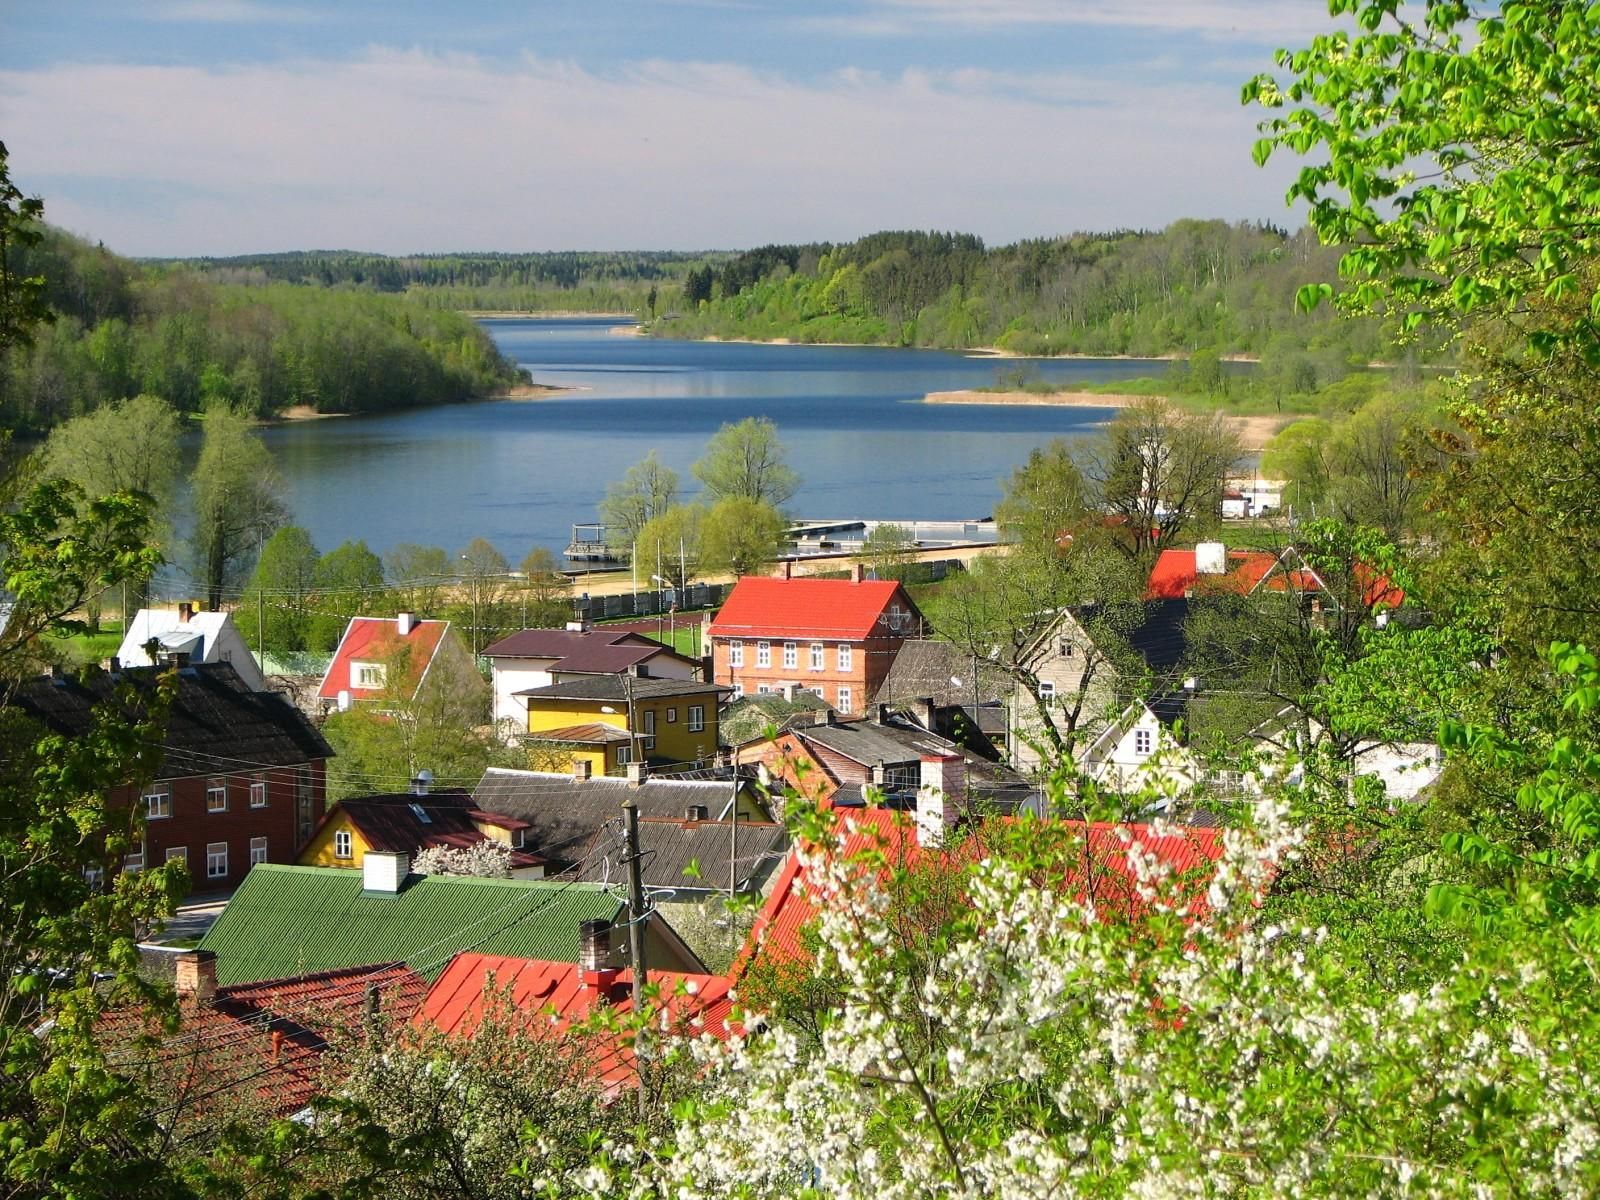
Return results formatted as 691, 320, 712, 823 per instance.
873, 702, 891, 725
397, 612, 417, 637
579, 918, 618, 994
572, 758, 592, 782
912, 696, 937, 732
916, 754, 963, 848
850, 562, 865, 584
174, 949, 218, 1004
818, 708, 836, 726
178, 601, 194, 624
270, 1029, 285, 1061
410, 769, 433, 796
686, 804, 709, 823
870, 762, 887, 788
774, 560, 793, 580
1195, 542, 1227, 575
565, 619, 590, 633
166, 650, 190, 670
336, 689, 352, 712
626, 761, 647, 788
362, 850, 409, 894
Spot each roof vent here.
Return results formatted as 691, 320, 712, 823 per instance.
686, 804, 709, 822
1195, 542, 1227, 575
579, 918, 618, 994
411, 769, 433, 796
566, 620, 590, 633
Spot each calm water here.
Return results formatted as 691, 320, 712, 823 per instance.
239, 318, 1184, 562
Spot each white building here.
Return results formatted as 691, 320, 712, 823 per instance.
117, 604, 265, 691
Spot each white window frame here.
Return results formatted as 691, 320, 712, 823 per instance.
616, 745, 632, 766
666, 707, 677, 724
837, 686, 853, 713
249, 836, 268, 866
837, 643, 853, 672
206, 841, 228, 880
125, 841, 145, 873
809, 642, 824, 671
687, 704, 705, 733
1039, 681, 1056, 705
731, 681, 744, 699
728, 640, 744, 667
249, 774, 268, 808
783, 641, 798, 669
206, 777, 227, 813
83, 867, 104, 890
352, 660, 386, 689
756, 641, 771, 668
144, 787, 172, 820
165, 846, 188, 866
642, 710, 656, 750
1134, 728, 1153, 757
333, 829, 353, 860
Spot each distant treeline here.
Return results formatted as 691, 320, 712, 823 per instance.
154, 248, 735, 314
0, 228, 529, 434
657, 221, 1398, 374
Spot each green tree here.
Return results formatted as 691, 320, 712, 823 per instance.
0, 139, 50, 353
41, 394, 184, 622
856, 521, 917, 582
599, 450, 680, 545
634, 504, 706, 593
384, 542, 451, 615
188, 407, 286, 610
455, 537, 510, 657
699, 496, 788, 578
690, 417, 801, 509
236, 524, 319, 655
992, 439, 1091, 550
517, 545, 571, 629
309, 538, 385, 650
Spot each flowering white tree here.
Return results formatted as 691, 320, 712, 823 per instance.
412, 840, 513, 879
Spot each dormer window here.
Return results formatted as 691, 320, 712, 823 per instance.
352, 661, 386, 689
1058, 639, 1075, 657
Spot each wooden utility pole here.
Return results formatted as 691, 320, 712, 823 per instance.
623, 796, 649, 1121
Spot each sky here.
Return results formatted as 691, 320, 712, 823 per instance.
0, 0, 1334, 257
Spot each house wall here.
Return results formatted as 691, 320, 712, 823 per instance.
527, 693, 722, 773
1085, 708, 1196, 797
1008, 612, 1122, 776
738, 733, 838, 803
489, 658, 559, 729
299, 811, 370, 868
130, 761, 327, 891
711, 635, 907, 714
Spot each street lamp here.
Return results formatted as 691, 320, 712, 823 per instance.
651, 575, 675, 649
460, 554, 481, 659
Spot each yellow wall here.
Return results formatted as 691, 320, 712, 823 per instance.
526, 692, 721, 774
299, 810, 371, 868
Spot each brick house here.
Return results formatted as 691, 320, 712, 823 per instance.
12, 660, 333, 892
706, 565, 925, 715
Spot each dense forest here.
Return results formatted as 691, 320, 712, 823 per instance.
0, 228, 529, 434
656, 221, 1398, 368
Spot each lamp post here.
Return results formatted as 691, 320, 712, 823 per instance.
460, 554, 480, 659
651, 575, 675, 651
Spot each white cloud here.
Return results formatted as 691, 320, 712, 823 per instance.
810, 0, 1331, 42
0, 50, 1303, 255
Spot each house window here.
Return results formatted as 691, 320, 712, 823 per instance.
666, 707, 677, 724
729, 640, 744, 667
837, 686, 853, 713
296, 767, 315, 846
756, 641, 771, 668
352, 661, 385, 689
687, 705, 705, 732
83, 867, 104, 891
616, 746, 632, 766
249, 774, 268, 808
1058, 639, 1075, 657
1134, 728, 1153, 756
125, 841, 144, 873
1039, 681, 1056, 705
165, 846, 188, 867
206, 841, 228, 880
809, 642, 824, 671
206, 778, 227, 813
731, 682, 744, 699
144, 787, 172, 820
333, 830, 353, 860
642, 710, 656, 750
249, 836, 268, 866
757, 684, 774, 695
783, 642, 798, 669
837, 643, 852, 672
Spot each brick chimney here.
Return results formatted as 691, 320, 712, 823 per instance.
175, 949, 218, 1004
579, 918, 618, 995
178, 601, 194, 623
850, 562, 866, 584
916, 754, 963, 848
572, 758, 592, 782
774, 560, 793, 580
626, 761, 648, 788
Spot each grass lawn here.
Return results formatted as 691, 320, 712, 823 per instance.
57, 620, 126, 667
641, 620, 703, 658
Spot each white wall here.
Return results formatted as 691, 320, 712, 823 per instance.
488, 659, 557, 730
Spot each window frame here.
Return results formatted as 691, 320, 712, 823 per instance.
756, 641, 771, 668
1134, 728, 1153, 756
249, 773, 268, 808
728, 640, 744, 667
809, 642, 824, 671
165, 846, 188, 866
837, 686, 853, 713
837, 643, 853, 672
782, 641, 798, 669
1038, 681, 1056, 705
249, 836, 268, 866
687, 704, 705, 732
206, 777, 227, 813
125, 841, 144, 873
144, 786, 172, 821
206, 841, 229, 880
641, 709, 656, 750
333, 829, 353, 860
352, 660, 386, 689
616, 745, 632, 766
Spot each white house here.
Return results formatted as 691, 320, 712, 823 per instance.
480, 623, 699, 731
117, 604, 265, 691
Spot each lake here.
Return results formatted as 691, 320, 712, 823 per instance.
248, 317, 1181, 564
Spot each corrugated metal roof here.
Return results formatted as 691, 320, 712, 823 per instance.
515, 676, 726, 701
198, 865, 624, 985
575, 816, 787, 892
707, 576, 922, 641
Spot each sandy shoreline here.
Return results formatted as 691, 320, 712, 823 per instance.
277, 405, 349, 422
925, 388, 1288, 450
491, 383, 586, 400
469, 310, 637, 320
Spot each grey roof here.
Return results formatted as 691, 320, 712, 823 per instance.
797, 713, 1029, 791
575, 817, 787, 893
514, 676, 728, 702
873, 640, 1008, 708
11, 662, 333, 778
1126, 599, 1192, 676
472, 768, 746, 867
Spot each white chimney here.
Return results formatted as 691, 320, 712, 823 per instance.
397, 612, 417, 637
626, 761, 647, 788
337, 689, 352, 712
1195, 542, 1227, 575
916, 753, 963, 847
362, 850, 409, 893
565, 620, 590, 633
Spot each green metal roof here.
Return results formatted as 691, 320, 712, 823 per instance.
198, 865, 623, 986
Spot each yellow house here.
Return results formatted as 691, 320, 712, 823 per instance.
299, 790, 545, 879
518, 674, 729, 775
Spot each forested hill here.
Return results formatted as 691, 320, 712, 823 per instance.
156, 248, 733, 314
657, 221, 1392, 367
0, 228, 529, 435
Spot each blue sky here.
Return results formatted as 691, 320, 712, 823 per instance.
0, 0, 1335, 256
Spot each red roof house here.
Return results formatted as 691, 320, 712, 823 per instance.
317, 613, 476, 710
415, 952, 738, 1092
706, 565, 925, 715
1147, 543, 1403, 610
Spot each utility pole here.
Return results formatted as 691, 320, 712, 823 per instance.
623, 796, 649, 1121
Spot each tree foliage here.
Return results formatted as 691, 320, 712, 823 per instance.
188, 407, 286, 610
601, 450, 681, 545
699, 497, 788, 578
691, 417, 801, 509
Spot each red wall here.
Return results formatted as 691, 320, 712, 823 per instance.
711, 634, 907, 713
